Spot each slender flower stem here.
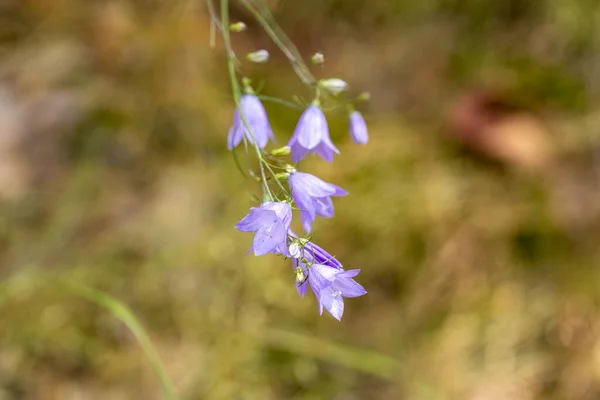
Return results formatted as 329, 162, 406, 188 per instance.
237, 0, 316, 86
219, 0, 274, 200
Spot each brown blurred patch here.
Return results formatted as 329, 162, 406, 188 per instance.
446, 89, 555, 172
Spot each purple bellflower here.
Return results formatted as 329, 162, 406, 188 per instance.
236, 201, 291, 256
228, 94, 275, 150
288, 105, 339, 163
293, 241, 366, 321
349, 111, 368, 144
288, 171, 347, 233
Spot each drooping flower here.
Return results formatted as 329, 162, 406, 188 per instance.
228, 94, 275, 150
349, 111, 368, 144
293, 241, 366, 321
235, 201, 291, 256
288, 105, 339, 163
288, 171, 347, 233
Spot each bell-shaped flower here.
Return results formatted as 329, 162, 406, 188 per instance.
293, 241, 366, 321
288, 105, 339, 163
235, 201, 291, 256
228, 94, 275, 150
288, 171, 347, 233
349, 111, 368, 144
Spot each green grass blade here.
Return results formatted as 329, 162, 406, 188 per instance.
59, 280, 179, 400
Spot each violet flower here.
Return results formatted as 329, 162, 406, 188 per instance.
289, 171, 347, 233
236, 201, 291, 256
228, 94, 275, 150
349, 111, 368, 144
293, 241, 366, 320
288, 105, 339, 163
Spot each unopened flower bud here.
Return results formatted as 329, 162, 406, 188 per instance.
311, 52, 324, 64
319, 78, 348, 95
275, 172, 291, 180
246, 49, 269, 63
270, 146, 291, 156
357, 91, 371, 102
230, 22, 247, 32
295, 265, 307, 283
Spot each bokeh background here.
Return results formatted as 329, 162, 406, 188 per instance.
2, 1, 600, 399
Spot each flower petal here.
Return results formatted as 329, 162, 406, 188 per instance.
290, 143, 310, 163
314, 196, 334, 218
296, 106, 326, 150
349, 111, 369, 144
252, 220, 286, 256
235, 208, 274, 232
290, 172, 338, 197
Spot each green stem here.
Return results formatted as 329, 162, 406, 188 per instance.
238, 0, 316, 86
219, 0, 274, 200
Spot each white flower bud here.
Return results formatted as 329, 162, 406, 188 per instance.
311, 52, 325, 64
319, 78, 348, 95
246, 49, 269, 63
230, 22, 247, 32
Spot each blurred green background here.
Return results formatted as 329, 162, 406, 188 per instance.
2, 0, 600, 399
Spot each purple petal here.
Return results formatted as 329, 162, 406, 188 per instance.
252, 221, 286, 256
296, 106, 327, 150
227, 112, 243, 150
335, 271, 367, 298
314, 196, 334, 218
261, 201, 292, 230
313, 141, 336, 162
290, 143, 310, 163
235, 208, 275, 232
292, 188, 317, 233
332, 185, 348, 196
290, 172, 338, 197
349, 111, 368, 144
318, 287, 345, 320
297, 281, 308, 297
239, 94, 273, 149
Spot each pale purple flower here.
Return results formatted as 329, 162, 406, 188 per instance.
294, 241, 366, 321
349, 111, 368, 144
288, 105, 339, 163
228, 94, 275, 150
289, 171, 347, 233
235, 201, 291, 256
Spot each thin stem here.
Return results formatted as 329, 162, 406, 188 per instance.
255, 94, 304, 110
238, 0, 316, 87
219, 0, 273, 200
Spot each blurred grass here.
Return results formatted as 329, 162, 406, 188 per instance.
1, 0, 600, 399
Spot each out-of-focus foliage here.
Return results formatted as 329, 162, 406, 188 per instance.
1, 0, 600, 399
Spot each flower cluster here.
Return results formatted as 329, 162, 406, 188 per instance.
220, 15, 369, 320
